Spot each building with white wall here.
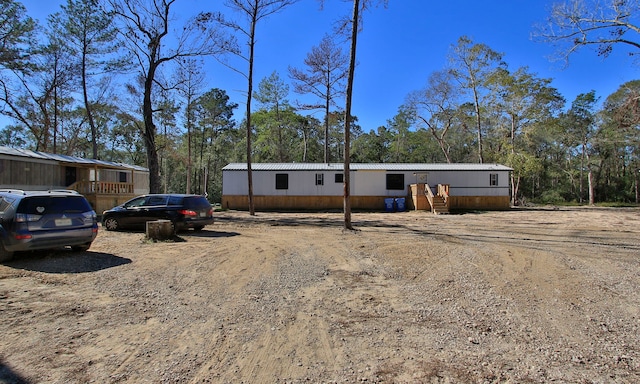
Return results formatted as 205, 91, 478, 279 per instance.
222, 163, 512, 211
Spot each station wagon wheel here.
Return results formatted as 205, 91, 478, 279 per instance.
103, 217, 120, 231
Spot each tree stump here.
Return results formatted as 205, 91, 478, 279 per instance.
146, 220, 174, 241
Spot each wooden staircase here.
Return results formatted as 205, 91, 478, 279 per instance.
430, 194, 449, 214
424, 183, 450, 214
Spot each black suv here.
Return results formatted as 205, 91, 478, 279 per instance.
0, 189, 99, 262
102, 194, 214, 232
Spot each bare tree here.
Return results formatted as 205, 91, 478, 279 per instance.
406, 70, 459, 163
448, 36, 504, 164
1, 31, 76, 152
175, 58, 205, 194
55, 0, 122, 159
330, 0, 387, 230
0, 0, 35, 75
289, 34, 348, 163
254, 71, 291, 161
215, 0, 299, 215
535, 0, 640, 62
341, 0, 359, 230
108, 0, 227, 193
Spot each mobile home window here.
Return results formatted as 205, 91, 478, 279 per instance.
335, 173, 343, 183
490, 173, 498, 186
386, 173, 405, 190
315, 173, 324, 186
275, 173, 289, 190
119, 172, 127, 183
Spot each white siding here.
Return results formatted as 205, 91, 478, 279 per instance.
427, 170, 510, 196
223, 167, 511, 197
352, 170, 385, 195
224, 170, 348, 195
222, 170, 247, 195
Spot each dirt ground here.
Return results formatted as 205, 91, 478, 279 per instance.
1, 207, 639, 383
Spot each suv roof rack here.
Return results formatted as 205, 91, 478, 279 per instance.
0, 189, 79, 195
0, 189, 26, 195
46, 189, 80, 194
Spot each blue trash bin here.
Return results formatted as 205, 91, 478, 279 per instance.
395, 197, 406, 212
384, 198, 395, 212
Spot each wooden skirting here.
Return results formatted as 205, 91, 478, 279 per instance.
222, 195, 398, 211
222, 194, 510, 211
448, 196, 510, 210
409, 184, 430, 210
87, 194, 136, 215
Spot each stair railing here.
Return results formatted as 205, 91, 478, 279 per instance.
437, 184, 450, 208
424, 183, 435, 213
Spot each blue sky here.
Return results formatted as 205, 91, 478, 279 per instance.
13, 0, 640, 133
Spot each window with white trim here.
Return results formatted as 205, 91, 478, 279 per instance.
490, 173, 498, 186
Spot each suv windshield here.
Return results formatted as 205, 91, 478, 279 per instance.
18, 196, 92, 215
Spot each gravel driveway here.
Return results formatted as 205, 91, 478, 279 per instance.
1, 207, 639, 383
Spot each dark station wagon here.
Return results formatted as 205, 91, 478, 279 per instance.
102, 194, 214, 232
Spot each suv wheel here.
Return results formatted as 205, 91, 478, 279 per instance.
0, 243, 14, 262
103, 217, 120, 231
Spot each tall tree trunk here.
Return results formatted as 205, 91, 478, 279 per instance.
510, 114, 516, 206
587, 153, 595, 205
186, 115, 192, 194
53, 69, 58, 154
343, 0, 359, 230
472, 85, 483, 164
511, 175, 520, 206
143, 65, 161, 194
325, 94, 330, 163
588, 168, 594, 205
580, 142, 586, 204
635, 167, 639, 204
246, 12, 257, 216
82, 48, 99, 159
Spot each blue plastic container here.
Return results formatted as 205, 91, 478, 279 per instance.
395, 197, 406, 212
384, 198, 395, 212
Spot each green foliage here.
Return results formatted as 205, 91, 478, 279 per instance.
536, 189, 565, 205
2, 3, 640, 205
0, 0, 36, 71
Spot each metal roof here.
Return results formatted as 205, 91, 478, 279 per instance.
0, 146, 149, 172
222, 163, 512, 171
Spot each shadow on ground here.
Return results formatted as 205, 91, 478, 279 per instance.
2, 250, 131, 274
0, 358, 31, 384
182, 230, 240, 238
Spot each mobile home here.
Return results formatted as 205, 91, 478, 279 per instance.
222, 163, 512, 212
0, 146, 149, 213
